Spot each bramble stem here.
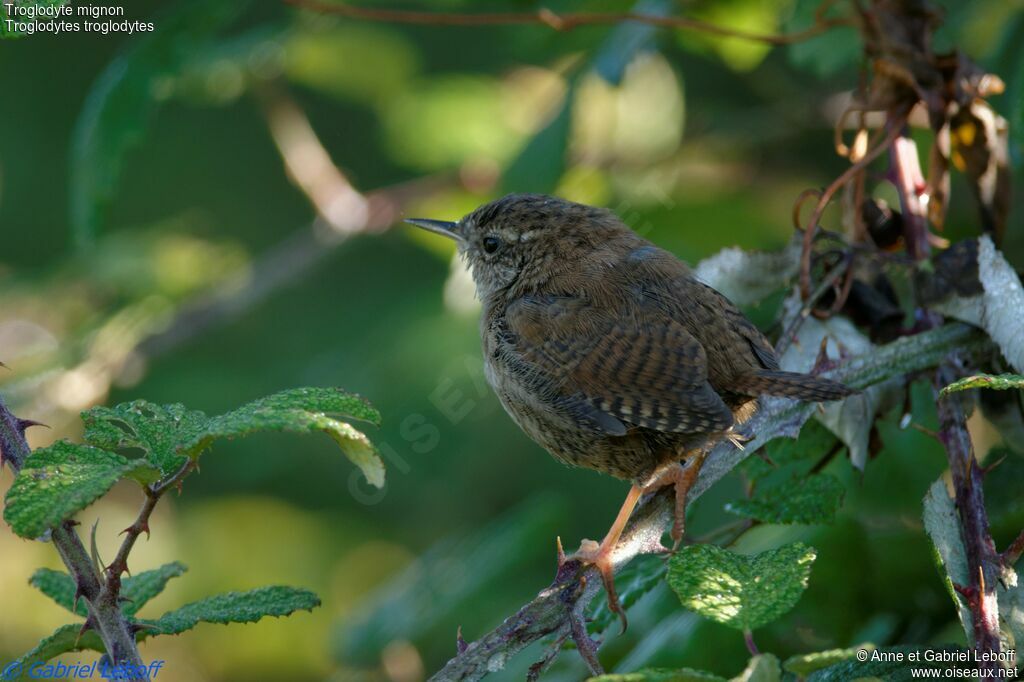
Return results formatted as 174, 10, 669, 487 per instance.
0, 396, 145, 668
934, 362, 1002, 669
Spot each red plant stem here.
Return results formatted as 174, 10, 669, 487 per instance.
743, 629, 760, 657
888, 126, 931, 262
1003, 528, 1024, 568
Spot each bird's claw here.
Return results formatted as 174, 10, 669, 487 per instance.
558, 537, 628, 632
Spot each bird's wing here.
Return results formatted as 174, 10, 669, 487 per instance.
501, 294, 734, 435
694, 281, 780, 371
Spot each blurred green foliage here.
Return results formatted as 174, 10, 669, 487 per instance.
1, 0, 1023, 679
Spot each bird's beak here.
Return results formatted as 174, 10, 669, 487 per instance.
405, 218, 462, 242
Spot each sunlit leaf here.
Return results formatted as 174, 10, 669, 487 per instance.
667, 543, 816, 631
192, 388, 384, 487
3, 442, 159, 538
939, 373, 1024, 397
228, 387, 381, 425
142, 585, 319, 635
83, 388, 384, 487
726, 473, 844, 525
83, 401, 207, 476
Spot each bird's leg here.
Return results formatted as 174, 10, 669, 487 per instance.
642, 447, 709, 549
558, 483, 643, 629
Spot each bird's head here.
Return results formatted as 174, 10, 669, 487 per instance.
407, 193, 626, 299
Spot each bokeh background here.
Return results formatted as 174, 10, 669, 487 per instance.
1, 0, 1022, 679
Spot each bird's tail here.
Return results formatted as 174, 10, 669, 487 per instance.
738, 370, 855, 401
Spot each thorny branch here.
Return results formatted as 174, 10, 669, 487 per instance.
1004, 530, 1024, 569
429, 323, 993, 681
283, 0, 852, 45
101, 458, 197, 608
0, 396, 146, 669
870, 4, 1007, 658
934, 361, 1002, 670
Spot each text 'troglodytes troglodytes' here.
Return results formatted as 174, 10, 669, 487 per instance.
408, 194, 853, 624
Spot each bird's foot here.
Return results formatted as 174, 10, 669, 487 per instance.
557, 535, 626, 631
642, 450, 709, 549
555, 483, 644, 631
725, 430, 750, 450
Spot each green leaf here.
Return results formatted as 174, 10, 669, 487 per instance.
123, 561, 189, 615
588, 669, 726, 682
83, 389, 384, 487
29, 561, 187, 617
232, 387, 381, 425
192, 388, 384, 487
783, 647, 862, 676
939, 373, 1024, 397
0, 0, 67, 39
70, 0, 248, 244
501, 82, 574, 195
726, 474, 845, 525
5, 624, 104, 681
592, 0, 668, 85
83, 401, 207, 476
740, 419, 839, 481
28, 568, 86, 617
922, 479, 973, 643
141, 586, 320, 635
3, 442, 159, 538
667, 543, 816, 631
733, 654, 781, 682
806, 645, 970, 681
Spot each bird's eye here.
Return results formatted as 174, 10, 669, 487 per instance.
482, 236, 501, 254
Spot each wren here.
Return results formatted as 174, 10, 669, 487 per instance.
407, 194, 853, 624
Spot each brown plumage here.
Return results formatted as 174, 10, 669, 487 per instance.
407, 193, 853, 625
